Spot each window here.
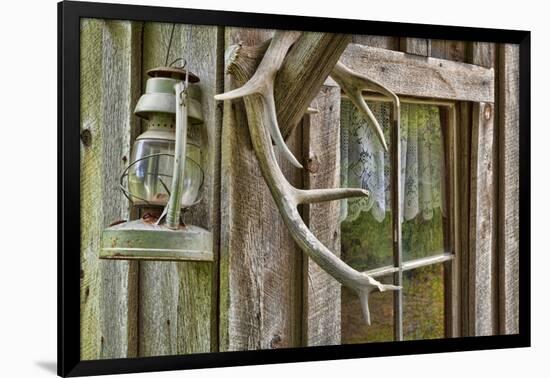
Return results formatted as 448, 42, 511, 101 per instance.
340, 96, 458, 342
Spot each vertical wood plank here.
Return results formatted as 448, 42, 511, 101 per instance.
302, 86, 342, 346
498, 44, 520, 334
80, 18, 104, 360
352, 35, 399, 50
80, 19, 141, 360
467, 42, 496, 68
469, 102, 497, 336
139, 22, 222, 356
456, 102, 472, 336
219, 27, 303, 351
430, 40, 467, 62
444, 105, 461, 337
466, 43, 498, 336
99, 20, 142, 359
399, 38, 431, 56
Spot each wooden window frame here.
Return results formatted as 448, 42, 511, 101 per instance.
338, 44, 496, 340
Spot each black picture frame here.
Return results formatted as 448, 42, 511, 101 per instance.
58, 1, 531, 376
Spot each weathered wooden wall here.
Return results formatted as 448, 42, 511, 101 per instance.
80, 20, 223, 360
80, 19, 140, 360
302, 87, 343, 346
138, 22, 223, 357
80, 22, 521, 359
498, 44, 520, 335
219, 28, 304, 351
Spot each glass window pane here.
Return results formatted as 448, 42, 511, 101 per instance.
400, 104, 447, 261
340, 99, 450, 343
340, 99, 393, 270
341, 212, 393, 270
340, 99, 394, 344
341, 276, 394, 343
403, 264, 445, 340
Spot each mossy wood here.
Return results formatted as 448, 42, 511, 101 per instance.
80, 19, 141, 360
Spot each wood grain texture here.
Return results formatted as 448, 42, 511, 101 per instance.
467, 43, 498, 337
80, 19, 141, 360
352, 35, 399, 50
302, 86, 342, 346
276, 32, 351, 139
442, 105, 461, 337
98, 20, 141, 359
400, 38, 431, 56
498, 44, 520, 335
340, 44, 494, 103
220, 28, 303, 351
469, 102, 497, 336
467, 42, 496, 68
456, 102, 472, 336
139, 22, 222, 356
430, 40, 467, 62
80, 18, 104, 361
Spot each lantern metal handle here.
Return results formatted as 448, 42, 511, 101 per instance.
164, 81, 189, 229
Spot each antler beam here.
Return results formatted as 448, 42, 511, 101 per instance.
274, 33, 352, 139
331, 61, 401, 152
215, 31, 399, 324
226, 33, 352, 141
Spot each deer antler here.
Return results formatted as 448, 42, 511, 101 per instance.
331, 61, 401, 152
216, 31, 304, 169
215, 31, 399, 324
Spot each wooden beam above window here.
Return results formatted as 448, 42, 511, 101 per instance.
337, 44, 495, 103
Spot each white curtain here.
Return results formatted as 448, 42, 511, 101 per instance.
340, 101, 446, 223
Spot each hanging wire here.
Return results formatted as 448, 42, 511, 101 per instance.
169, 58, 187, 69
185, 25, 193, 89
163, 23, 194, 83
164, 24, 176, 66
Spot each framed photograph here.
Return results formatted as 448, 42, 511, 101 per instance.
58, 0, 530, 376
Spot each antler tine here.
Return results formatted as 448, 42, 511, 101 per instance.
331, 61, 402, 153
215, 31, 304, 169
294, 187, 370, 204
216, 32, 401, 324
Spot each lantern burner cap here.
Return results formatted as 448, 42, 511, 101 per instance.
147, 66, 200, 83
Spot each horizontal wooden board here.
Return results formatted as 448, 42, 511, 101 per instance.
339, 44, 495, 103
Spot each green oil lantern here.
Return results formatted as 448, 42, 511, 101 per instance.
100, 66, 213, 262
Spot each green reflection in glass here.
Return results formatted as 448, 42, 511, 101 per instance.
403, 264, 445, 340
341, 276, 394, 344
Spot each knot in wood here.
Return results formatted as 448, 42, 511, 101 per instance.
80, 129, 92, 147
483, 104, 492, 120
306, 155, 320, 173
270, 334, 282, 348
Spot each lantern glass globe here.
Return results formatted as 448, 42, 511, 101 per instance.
128, 136, 203, 208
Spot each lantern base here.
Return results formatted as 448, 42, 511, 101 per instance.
100, 219, 213, 262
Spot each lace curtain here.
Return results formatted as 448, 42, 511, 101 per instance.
340, 100, 446, 223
